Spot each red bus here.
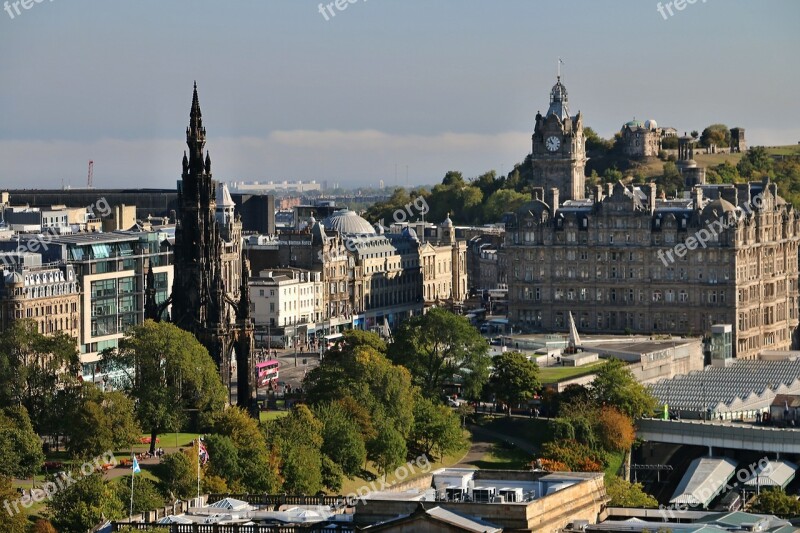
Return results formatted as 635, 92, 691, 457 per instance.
256, 359, 280, 386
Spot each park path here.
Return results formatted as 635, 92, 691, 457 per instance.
454, 423, 540, 468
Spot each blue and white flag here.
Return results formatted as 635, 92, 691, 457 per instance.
132, 456, 141, 474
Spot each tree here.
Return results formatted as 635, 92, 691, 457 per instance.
751, 487, 800, 517
595, 407, 636, 452
659, 161, 683, 195
65, 387, 140, 459
700, 124, 730, 148
488, 352, 540, 408
156, 449, 199, 500
0, 406, 45, 479
112, 476, 165, 515
483, 190, 531, 222
606, 476, 658, 508
305, 335, 416, 439
584, 127, 614, 154
389, 308, 490, 399
49, 472, 124, 532
203, 434, 243, 490
210, 407, 281, 493
313, 401, 367, 478
266, 405, 325, 494
368, 419, 407, 476
105, 320, 227, 454
0, 319, 80, 432
410, 396, 465, 459
539, 440, 606, 472
0, 476, 29, 533
592, 358, 658, 419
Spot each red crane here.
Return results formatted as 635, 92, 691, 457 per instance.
87, 160, 94, 188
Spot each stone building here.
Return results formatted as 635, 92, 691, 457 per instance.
530, 76, 587, 201
506, 178, 800, 360
620, 118, 662, 158
417, 215, 468, 308
0, 252, 80, 340
731, 126, 747, 153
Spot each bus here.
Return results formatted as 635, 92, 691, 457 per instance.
256, 359, 280, 387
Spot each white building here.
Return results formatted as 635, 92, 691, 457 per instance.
250, 268, 322, 346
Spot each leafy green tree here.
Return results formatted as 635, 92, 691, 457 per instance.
706, 161, 741, 184
0, 406, 44, 478
558, 384, 591, 415
0, 320, 80, 433
314, 401, 367, 478
105, 320, 227, 454
661, 136, 678, 150
700, 124, 730, 148
737, 146, 773, 178
659, 161, 683, 195
410, 396, 465, 459
603, 167, 624, 183
321, 455, 344, 493
305, 335, 416, 439
65, 387, 140, 459
210, 407, 281, 493
488, 351, 540, 408
368, 419, 407, 476
203, 434, 243, 490
156, 449, 198, 500
751, 487, 800, 517
584, 127, 613, 154
483, 190, 532, 222
591, 358, 658, 419
550, 418, 575, 441
389, 308, 490, 399
606, 476, 658, 508
49, 472, 124, 532
112, 476, 165, 515
0, 476, 29, 533
266, 405, 325, 493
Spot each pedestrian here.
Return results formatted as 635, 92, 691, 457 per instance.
529, 407, 533, 419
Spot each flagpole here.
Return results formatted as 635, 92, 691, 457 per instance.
129, 453, 135, 520
197, 437, 201, 503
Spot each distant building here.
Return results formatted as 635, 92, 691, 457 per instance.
0, 252, 80, 340
730, 126, 746, 153
620, 118, 662, 158
506, 178, 800, 360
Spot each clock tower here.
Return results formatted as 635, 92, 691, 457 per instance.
531, 76, 587, 201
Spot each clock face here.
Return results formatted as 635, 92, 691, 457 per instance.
546, 136, 561, 152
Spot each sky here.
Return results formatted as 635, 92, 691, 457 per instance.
1, 0, 799, 190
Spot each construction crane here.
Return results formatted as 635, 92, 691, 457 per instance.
87, 160, 94, 188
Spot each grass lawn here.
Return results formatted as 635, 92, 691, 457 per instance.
604, 451, 625, 480
259, 410, 288, 423
539, 361, 606, 383
765, 144, 800, 156
469, 441, 534, 470
337, 431, 471, 495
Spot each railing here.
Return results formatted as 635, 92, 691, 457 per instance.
206, 494, 349, 507
114, 526, 354, 532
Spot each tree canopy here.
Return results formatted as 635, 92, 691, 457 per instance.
105, 320, 227, 453
389, 308, 490, 399
591, 358, 658, 419
488, 351, 540, 408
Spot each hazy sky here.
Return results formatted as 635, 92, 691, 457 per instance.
1, 0, 799, 189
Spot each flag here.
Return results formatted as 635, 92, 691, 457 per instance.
132, 456, 141, 474
198, 439, 209, 466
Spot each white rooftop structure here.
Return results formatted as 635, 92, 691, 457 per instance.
650, 357, 800, 414
425, 506, 502, 533
670, 457, 737, 508
744, 460, 797, 489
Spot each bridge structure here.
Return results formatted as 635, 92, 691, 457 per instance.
636, 418, 800, 455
